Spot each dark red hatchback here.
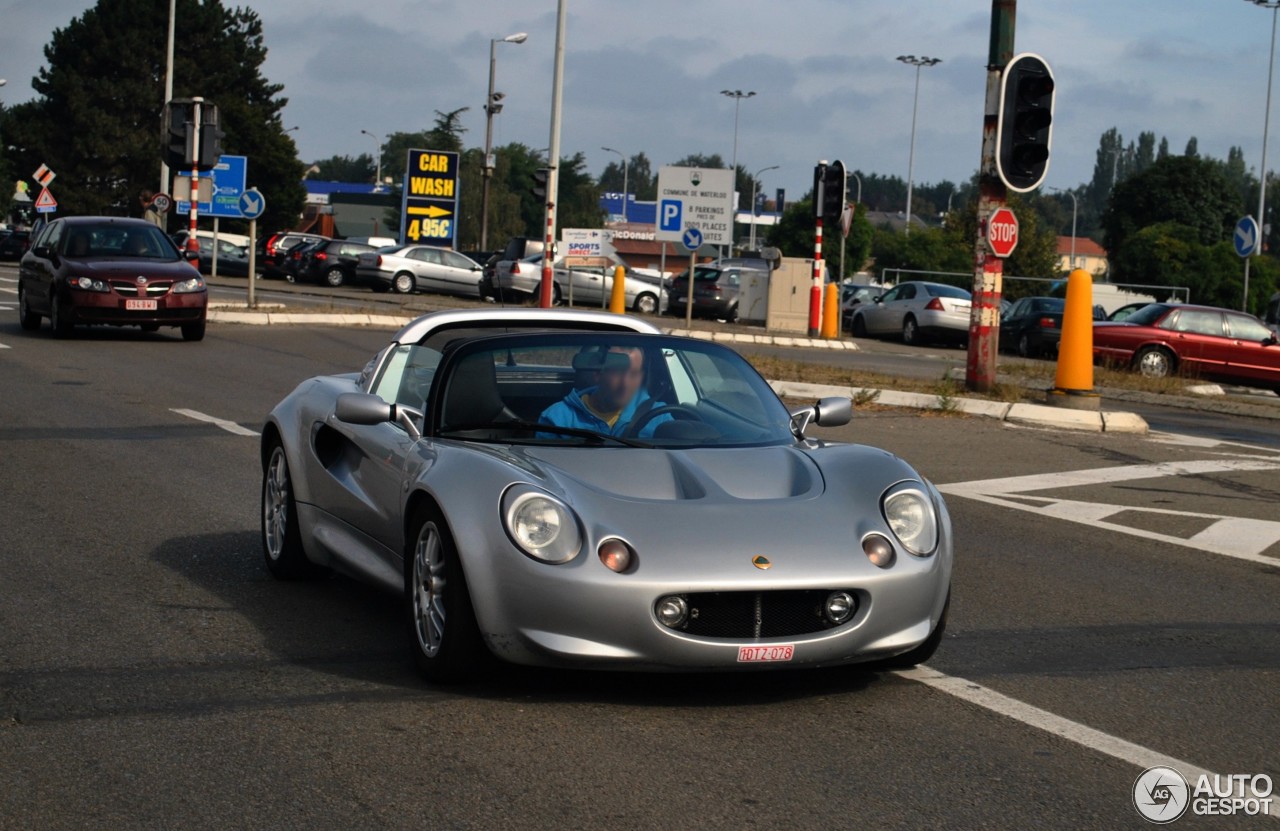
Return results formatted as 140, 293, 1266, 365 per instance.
1092, 303, 1280, 393
17, 216, 208, 341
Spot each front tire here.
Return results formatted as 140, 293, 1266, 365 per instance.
851, 315, 868, 338
1134, 345, 1174, 378
406, 506, 488, 682
633, 292, 658, 315
261, 443, 327, 580
392, 272, 415, 294
324, 267, 346, 288
18, 284, 41, 331
50, 293, 73, 338
181, 319, 206, 342
1017, 333, 1032, 358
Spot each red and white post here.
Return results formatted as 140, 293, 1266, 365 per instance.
185, 97, 203, 260
809, 217, 824, 337
540, 168, 557, 308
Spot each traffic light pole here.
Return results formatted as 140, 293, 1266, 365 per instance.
186, 97, 203, 260
965, 1, 1014, 393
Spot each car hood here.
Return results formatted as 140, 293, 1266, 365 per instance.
511, 444, 825, 503
66, 258, 198, 278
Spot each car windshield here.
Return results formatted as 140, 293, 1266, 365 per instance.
63, 223, 180, 259
1123, 303, 1171, 326
430, 333, 796, 448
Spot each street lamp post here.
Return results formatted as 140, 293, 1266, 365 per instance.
896, 55, 942, 237
748, 164, 779, 251
602, 146, 628, 222
360, 130, 383, 191
720, 90, 756, 205
1246, 0, 1280, 311
480, 31, 528, 251
1046, 186, 1078, 271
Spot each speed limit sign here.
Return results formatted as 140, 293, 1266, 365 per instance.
150, 193, 173, 214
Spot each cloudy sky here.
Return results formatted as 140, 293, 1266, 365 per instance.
0, 1, 1274, 202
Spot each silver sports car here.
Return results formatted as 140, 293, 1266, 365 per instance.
261, 308, 952, 681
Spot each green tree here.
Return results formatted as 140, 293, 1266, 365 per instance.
1102, 155, 1240, 257
766, 197, 873, 277
5, 0, 304, 233
599, 151, 656, 203
554, 151, 605, 231
310, 154, 375, 182
1185, 136, 1199, 158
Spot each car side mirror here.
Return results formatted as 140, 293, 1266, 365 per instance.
789, 396, 852, 436
1264, 335, 1279, 347
873, 296, 883, 304
335, 393, 422, 440
31, 245, 51, 259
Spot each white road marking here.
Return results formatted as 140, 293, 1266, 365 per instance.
0, 342, 9, 350
170, 408, 259, 437
0, 286, 16, 295
0, 275, 17, 283
940, 459, 1280, 565
896, 666, 1273, 812
0, 304, 14, 311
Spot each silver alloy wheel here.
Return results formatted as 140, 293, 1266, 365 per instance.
325, 267, 345, 287
413, 522, 447, 658
903, 317, 918, 344
1138, 348, 1171, 377
263, 447, 290, 561
394, 272, 415, 294
635, 293, 657, 315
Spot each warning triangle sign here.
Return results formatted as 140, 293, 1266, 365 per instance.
34, 188, 57, 211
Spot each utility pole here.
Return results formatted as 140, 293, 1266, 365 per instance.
965, 0, 1015, 393
158, 0, 176, 201
540, 0, 567, 308
480, 32, 527, 252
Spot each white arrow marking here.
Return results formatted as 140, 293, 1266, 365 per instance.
1236, 222, 1257, 252
243, 195, 261, 214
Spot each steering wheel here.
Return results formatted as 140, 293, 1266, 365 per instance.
624, 404, 705, 438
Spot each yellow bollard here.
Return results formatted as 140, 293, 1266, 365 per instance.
1048, 268, 1100, 409
821, 282, 839, 339
609, 264, 627, 314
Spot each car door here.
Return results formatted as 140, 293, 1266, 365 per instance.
1000, 299, 1029, 349
861, 285, 899, 333
22, 220, 64, 312
439, 250, 482, 295
1163, 308, 1226, 377
1223, 312, 1280, 386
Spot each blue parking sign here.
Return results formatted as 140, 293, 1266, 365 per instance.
659, 199, 683, 233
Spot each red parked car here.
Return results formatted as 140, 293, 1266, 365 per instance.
1092, 303, 1280, 392
17, 216, 208, 340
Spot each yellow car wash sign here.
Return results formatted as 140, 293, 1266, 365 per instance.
399, 149, 460, 247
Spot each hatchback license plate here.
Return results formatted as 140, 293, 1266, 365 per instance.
125, 299, 158, 311
737, 645, 794, 663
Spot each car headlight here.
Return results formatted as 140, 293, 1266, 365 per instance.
173, 276, 205, 294
71, 276, 109, 292
501, 486, 582, 564
881, 484, 938, 556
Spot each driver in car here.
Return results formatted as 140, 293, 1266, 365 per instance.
539, 346, 672, 438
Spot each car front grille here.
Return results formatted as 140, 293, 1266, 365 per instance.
109, 281, 172, 297
675, 590, 858, 639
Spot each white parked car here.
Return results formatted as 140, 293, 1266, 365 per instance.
355, 245, 484, 296
850, 281, 972, 345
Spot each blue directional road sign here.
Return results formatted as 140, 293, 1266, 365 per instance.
239, 188, 266, 220
175, 155, 247, 218
1234, 216, 1260, 258
681, 227, 703, 252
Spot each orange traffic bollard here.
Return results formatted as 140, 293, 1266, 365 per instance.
821, 282, 839, 339
1049, 268, 1101, 409
609, 264, 626, 314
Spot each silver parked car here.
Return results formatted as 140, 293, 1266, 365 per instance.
260, 308, 953, 681
355, 245, 484, 296
493, 253, 665, 314
850, 281, 973, 345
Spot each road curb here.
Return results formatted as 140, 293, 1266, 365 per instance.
769, 379, 1150, 434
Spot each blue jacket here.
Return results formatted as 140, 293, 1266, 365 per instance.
538, 386, 671, 439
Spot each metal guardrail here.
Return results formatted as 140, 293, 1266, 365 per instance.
875, 267, 1192, 303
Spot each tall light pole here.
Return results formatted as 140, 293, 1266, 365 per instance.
360, 129, 382, 191
480, 31, 528, 251
1046, 186, 1078, 270
158, 0, 176, 196
540, 0, 567, 309
720, 90, 756, 204
1246, 0, 1280, 312
601, 146, 628, 222
897, 55, 942, 236
748, 164, 779, 251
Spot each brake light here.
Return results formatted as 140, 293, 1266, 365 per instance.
266, 234, 280, 253
925, 297, 944, 311
376, 255, 383, 267
510, 261, 521, 274
315, 252, 327, 261
1039, 317, 1056, 328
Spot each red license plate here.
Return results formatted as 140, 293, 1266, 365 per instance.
737, 645, 794, 663
125, 299, 158, 311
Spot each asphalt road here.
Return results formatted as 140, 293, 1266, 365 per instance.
0, 309, 1276, 829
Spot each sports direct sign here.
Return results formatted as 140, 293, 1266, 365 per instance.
987, 207, 1019, 258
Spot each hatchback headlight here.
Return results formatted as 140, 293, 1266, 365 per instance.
71, 276, 109, 292
501, 486, 582, 564
881, 484, 938, 556
173, 276, 205, 294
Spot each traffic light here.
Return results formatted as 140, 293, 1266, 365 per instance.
813, 160, 846, 227
162, 101, 195, 170
532, 167, 550, 201
996, 53, 1056, 192
196, 103, 223, 171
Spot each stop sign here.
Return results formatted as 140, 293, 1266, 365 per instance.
987, 207, 1019, 258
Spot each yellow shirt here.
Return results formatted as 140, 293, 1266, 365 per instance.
581, 393, 622, 428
